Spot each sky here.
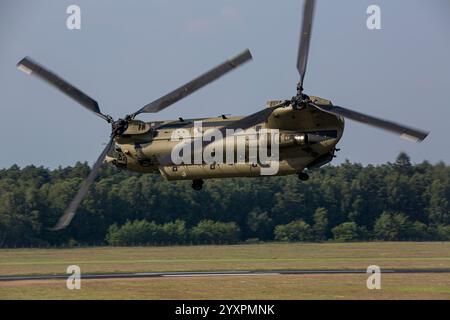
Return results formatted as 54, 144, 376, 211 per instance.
0, 0, 449, 169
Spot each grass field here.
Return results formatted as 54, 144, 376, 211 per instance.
0, 242, 449, 299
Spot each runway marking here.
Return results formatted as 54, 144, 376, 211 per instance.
1, 268, 450, 282
163, 273, 281, 277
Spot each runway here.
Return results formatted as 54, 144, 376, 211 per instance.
1, 268, 450, 282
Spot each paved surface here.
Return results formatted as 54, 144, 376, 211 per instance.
1, 268, 450, 282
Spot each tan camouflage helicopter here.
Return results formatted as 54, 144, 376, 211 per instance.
17, 0, 428, 230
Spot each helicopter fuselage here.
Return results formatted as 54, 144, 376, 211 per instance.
106, 97, 344, 181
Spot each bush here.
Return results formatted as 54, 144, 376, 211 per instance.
274, 220, 313, 242
67, 238, 78, 247
408, 221, 432, 241
190, 220, 240, 244
105, 224, 120, 245
105, 220, 162, 246
434, 224, 450, 241
313, 207, 329, 240
373, 212, 411, 241
106, 219, 239, 245
161, 220, 187, 244
331, 222, 362, 242
247, 211, 274, 240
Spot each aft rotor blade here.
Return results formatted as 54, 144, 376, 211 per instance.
133, 49, 253, 116
297, 0, 316, 88
50, 137, 115, 231
159, 105, 280, 166
17, 57, 108, 121
310, 103, 429, 142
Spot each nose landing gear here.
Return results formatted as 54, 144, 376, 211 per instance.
298, 172, 310, 181
192, 179, 204, 191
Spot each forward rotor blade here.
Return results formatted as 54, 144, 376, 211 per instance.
17, 57, 108, 121
159, 105, 280, 166
310, 103, 429, 142
297, 0, 316, 88
133, 49, 253, 116
50, 137, 115, 231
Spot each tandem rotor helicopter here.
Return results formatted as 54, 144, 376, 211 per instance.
17, 0, 428, 230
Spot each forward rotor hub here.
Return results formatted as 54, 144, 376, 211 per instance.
111, 118, 129, 137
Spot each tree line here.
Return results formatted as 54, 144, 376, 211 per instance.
0, 152, 449, 247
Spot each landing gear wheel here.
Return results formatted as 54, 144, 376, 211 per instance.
192, 179, 204, 191
298, 172, 310, 181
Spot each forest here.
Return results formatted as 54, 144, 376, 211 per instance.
0, 152, 449, 247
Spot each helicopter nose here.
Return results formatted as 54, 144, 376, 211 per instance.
336, 117, 345, 142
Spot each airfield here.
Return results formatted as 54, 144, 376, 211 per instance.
0, 242, 449, 299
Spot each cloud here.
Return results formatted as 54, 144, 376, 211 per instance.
220, 6, 242, 21
185, 19, 213, 34
183, 6, 242, 35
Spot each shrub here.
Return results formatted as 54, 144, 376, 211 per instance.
190, 220, 240, 244
105, 220, 162, 246
434, 224, 450, 241
374, 212, 411, 241
274, 220, 313, 242
408, 221, 432, 241
313, 207, 329, 240
160, 220, 187, 244
247, 211, 274, 240
331, 222, 361, 242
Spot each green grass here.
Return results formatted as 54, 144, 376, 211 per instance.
0, 242, 449, 299
0, 242, 449, 276
1, 274, 449, 300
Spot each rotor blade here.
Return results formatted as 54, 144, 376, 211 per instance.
297, 0, 316, 88
17, 57, 108, 121
50, 137, 114, 231
133, 49, 253, 116
159, 105, 280, 166
310, 103, 429, 142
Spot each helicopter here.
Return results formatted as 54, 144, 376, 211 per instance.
17, 0, 428, 230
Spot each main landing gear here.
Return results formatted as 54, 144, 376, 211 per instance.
298, 172, 310, 181
192, 179, 204, 191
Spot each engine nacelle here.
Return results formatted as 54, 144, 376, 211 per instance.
279, 133, 308, 147
278, 131, 337, 148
